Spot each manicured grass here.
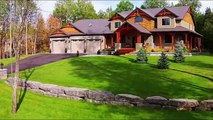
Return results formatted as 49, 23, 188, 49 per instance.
0, 54, 35, 66
0, 80, 213, 119
20, 55, 213, 100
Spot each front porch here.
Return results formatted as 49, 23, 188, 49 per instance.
104, 21, 152, 53
153, 32, 202, 52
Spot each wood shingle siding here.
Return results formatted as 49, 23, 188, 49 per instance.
183, 9, 195, 26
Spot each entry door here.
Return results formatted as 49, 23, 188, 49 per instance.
86, 39, 101, 53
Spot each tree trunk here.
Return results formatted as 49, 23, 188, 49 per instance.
34, 29, 37, 54
12, 45, 20, 113
25, 22, 28, 55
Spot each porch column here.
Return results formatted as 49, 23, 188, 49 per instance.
115, 32, 121, 50
136, 32, 142, 51
111, 35, 114, 48
159, 34, 162, 49
171, 33, 175, 50
198, 38, 202, 52
104, 36, 107, 49
116, 32, 121, 43
194, 37, 197, 49
185, 33, 188, 48
190, 35, 192, 52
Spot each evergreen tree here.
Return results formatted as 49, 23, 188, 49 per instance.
158, 52, 169, 69
136, 46, 148, 64
174, 42, 185, 63
115, 0, 134, 13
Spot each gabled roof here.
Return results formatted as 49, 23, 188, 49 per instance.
119, 10, 133, 18
62, 22, 84, 33
125, 7, 155, 19
127, 22, 151, 34
73, 19, 113, 35
145, 6, 190, 20
50, 29, 68, 38
115, 21, 151, 34
155, 8, 179, 17
113, 6, 190, 20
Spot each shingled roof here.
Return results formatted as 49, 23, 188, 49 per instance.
50, 6, 194, 37
117, 6, 190, 20
73, 19, 113, 35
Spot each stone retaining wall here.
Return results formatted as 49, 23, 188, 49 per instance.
6, 78, 213, 111
0, 69, 7, 79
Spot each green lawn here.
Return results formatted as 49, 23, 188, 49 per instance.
0, 80, 213, 119
0, 54, 35, 67
20, 55, 213, 100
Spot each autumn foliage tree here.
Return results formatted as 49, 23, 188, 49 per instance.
47, 15, 61, 35
37, 15, 49, 52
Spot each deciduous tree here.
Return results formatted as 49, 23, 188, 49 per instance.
53, 0, 97, 24
141, 0, 168, 9
37, 15, 48, 52
10, 0, 37, 113
47, 15, 61, 35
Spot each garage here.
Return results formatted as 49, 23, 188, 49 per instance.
52, 40, 65, 54
71, 39, 85, 53
86, 39, 101, 53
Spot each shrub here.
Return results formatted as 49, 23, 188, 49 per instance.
158, 52, 169, 69
0, 63, 3, 69
136, 46, 148, 64
174, 42, 185, 63
97, 50, 101, 55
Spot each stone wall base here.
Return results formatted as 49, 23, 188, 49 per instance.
6, 78, 213, 111
136, 43, 143, 51
0, 69, 7, 80
115, 43, 121, 51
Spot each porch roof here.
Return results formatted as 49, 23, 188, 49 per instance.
115, 21, 151, 34
151, 26, 202, 37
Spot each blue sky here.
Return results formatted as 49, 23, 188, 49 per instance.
36, 0, 213, 21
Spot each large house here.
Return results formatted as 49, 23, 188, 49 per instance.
49, 6, 202, 54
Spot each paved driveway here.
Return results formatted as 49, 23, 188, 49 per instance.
5, 54, 81, 74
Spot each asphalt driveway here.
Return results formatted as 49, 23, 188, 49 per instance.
5, 54, 81, 74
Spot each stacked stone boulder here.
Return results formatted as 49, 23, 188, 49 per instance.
144, 96, 168, 109
168, 99, 199, 111
198, 100, 213, 111
6, 78, 213, 111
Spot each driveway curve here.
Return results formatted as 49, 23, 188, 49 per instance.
5, 54, 82, 74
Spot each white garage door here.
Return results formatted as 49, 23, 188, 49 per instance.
52, 40, 65, 54
86, 39, 101, 53
71, 39, 85, 53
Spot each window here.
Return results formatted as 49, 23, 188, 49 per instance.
115, 22, 121, 28
162, 18, 170, 25
135, 17, 143, 22
165, 35, 172, 43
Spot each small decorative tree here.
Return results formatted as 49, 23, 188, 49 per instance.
136, 46, 148, 64
158, 52, 169, 69
174, 41, 185, 63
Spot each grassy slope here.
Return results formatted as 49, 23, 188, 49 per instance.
20, 55, 213, 100
0, 81, 213, 119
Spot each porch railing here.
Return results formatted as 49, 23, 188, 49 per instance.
121, 43, 133, 48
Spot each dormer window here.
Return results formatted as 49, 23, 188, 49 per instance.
115, 22, 121, 28
135, 17, 143, 22
162, 18, 170, 25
